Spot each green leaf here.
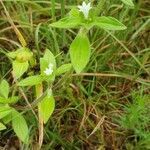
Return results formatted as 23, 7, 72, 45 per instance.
7, 49, 22, 59
69, 8, 80, 18
0, 105, 12, 119
56, 64, 72, 76
7, 48, 33, 61
13, 60, 29, 79
40, 49, 56, 73
12, 110, 29, 143
40, 49, 56, 82
40, 58, 48, 74
120, 0, 134, 7
0, 122, 6, 131
38, 90, 55, 124
94, 16, 127, 30
70, 32, 91, 73
0, 80, 9, 98
16, 49, 33, 63
42, 49, 56, 69
2, 114, 13, 124
50, 16, 81, 29
18, 75, 43, 86
0, 96, 19, 104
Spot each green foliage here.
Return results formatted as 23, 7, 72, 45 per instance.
8, 47, 33, 79
12, 110, 29, 144
12, 60, 29, 79
0, 105, 12, 119
50, 17, 81, 29
0, 0, 149, 149
94, 16, 127, 30
7, 47, 33, 62
0, 80, 28, 144
50, 3, 126, 73
0, 122, 6, 131
40, 49, 56, 81
38, 90, 55, 124
56, 63, 72, 76
40, 49, 56, 73
70, 32, 91, 73
119, 94, 150, 130
120, 0, 134, 7
18, 75, 43, 86
0, 79, 9, 98
0, 96, 18, 104
118, 93, 150, 148
18, 49, 57, 86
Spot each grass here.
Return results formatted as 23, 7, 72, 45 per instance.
0, 0, 150, 149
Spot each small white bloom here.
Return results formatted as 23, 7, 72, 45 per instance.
44, 63, 54, 76
78, 1, 92, 19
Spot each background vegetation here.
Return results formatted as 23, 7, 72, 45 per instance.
0, 0, 150, 149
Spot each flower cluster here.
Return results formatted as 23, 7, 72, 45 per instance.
78, 2, 92, 19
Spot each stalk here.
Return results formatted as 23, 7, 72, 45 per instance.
61, 0, 66, 46
36, 83, 44, 149
51, 0, 56, 21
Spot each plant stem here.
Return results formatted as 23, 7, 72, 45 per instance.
51, 0, 56, 21
36, 83, 44, 149
61, 0, 66, 47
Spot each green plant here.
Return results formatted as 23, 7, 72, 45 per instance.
50, 1, 127, 73
0, 79, 28, 143
1, 0, 150, 149
1, 48, 72, 147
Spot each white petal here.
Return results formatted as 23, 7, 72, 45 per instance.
77, 1, 92, 19
44, 67, 53, 75
82, 2, 86, 7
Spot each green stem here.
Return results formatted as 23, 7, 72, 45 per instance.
36, 83, 44, 149
51, 0, 56, 21
61, 0, 66, 47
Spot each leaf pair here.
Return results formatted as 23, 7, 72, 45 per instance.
50, 8, 127, 73
18, 49, 72, 86
50, 15, 127, 31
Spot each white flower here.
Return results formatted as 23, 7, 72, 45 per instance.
44, 63, 54, 76
78, 2, 92, 19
